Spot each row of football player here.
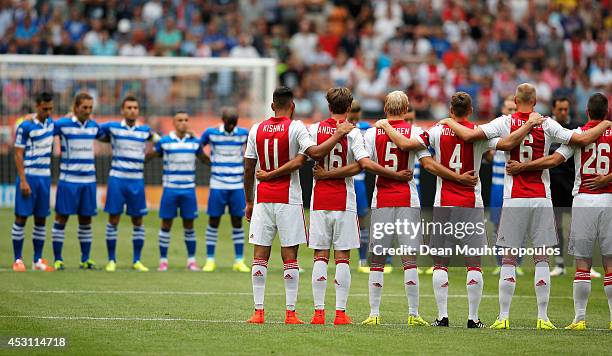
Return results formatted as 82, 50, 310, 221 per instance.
11, 93, 254, 274
241, 85, 612, 331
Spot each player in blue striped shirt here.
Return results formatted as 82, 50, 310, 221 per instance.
52, 93, 104, 271
99, 96, 159, 272
200, 108, 249, 273
11, 92, 55, 272
149, 111, 210, 272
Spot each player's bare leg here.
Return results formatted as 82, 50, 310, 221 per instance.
281, 245, 303, 324
105, 214, 121, 272
130, 216, 147, 271
431, 257, 450, 327
533, 254, 555, 329
362, 254, 386, 325
491, 252, 516, 329
333, 249, 352, 325
158, 219, 173, 271
182, 219, 198, 270
465, 256, 485, 328
52, 214, 69, 270
311, 249, 329, 324
247, 244, 271, 324
401, 255, 426, 326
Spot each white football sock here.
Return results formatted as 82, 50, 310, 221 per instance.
605, 273, 612, 321
312, 257, 328, 310
466, 267, 483, 321
368, 263, 384, 316
252, 258, 268, 310
498, 263, 516, 320
335, 259, 351, 311
432, 266, 449, 319
534, 261, 551, 321
283, 260, 299, 311
573, 269, 591, 322
403, 262, 419, 316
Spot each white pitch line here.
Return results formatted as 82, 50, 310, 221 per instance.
5, 289, 606, 300
0, 315, 609, 332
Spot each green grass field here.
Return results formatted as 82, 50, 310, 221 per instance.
0, 207, 610, 355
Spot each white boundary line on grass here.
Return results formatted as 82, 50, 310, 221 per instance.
0, 315, 609, 332
5, 289, 607, 300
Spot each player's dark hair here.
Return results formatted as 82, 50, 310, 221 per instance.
450, 92, 472, 118
73, 92, 93, 108
326, 87, 353, 114
272, 86, 293, 109
35, 92, 53, 104
552, 96, 570, 108
587, 93, 608, 120
174, 110, 189, 116
221, 107, 238, 121
121, 95, 139, 108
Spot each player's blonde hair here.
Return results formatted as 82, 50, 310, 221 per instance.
384, 91, 409, 116
515, 83, 536, 105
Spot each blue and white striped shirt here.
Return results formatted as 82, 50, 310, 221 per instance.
155, 132, 202, 189
54, 116, 102, 184
14, 115, 54, 177
100, 120, 156, 180
354, 121, 372, 182
491, 150, 505, 188
200, 125, 248, 190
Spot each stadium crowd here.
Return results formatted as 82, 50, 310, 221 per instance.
0, 0, 611, 121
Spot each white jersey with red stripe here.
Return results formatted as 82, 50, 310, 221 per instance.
308, 118, 369, 212
480, 112, 573, 199
244, 116, 316, 205
363, 120, 431, 208
418, 121, 498, 207
556, 121, 612, 196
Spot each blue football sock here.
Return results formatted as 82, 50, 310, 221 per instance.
184, 228, 196, 258
52, 222, 65, 261
232, 227, 245, 260
159, 229, 170, 259
11, 222, 25, 261
78, 224, 93, 263
32, 224, 46, 262
132, 225, 145, 263
106, 223, 118, 262
205, 225, 218, 259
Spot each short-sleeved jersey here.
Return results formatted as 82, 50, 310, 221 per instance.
419, 121, 498, 207
363, 120, 431, 208
154, 132, 202, 189
491, 150, 506, 189
479, 112, 573, 199
308, 119, 369, 212
244, 116, 316, 205
354, 121, 372, 182
200, 125, 249, 190
100, 120, 155, 180
14, 115, 54, 177
54, 116, 103, 184
556, 121, 612, 196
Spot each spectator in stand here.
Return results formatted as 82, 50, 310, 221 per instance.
156, 18, 182, 57
230, 34, 259, 58
64, 8, 88, 43
289, 19, 318, 64
91, 30, 117, 56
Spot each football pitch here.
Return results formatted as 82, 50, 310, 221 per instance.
0, 208, 610, 355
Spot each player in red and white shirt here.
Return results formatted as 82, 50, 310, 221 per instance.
358, 91, 479, 327
378, 91, 543, 328
442, 83, 612, 330
243, 87, 354, 325
505, 93, 612, 331
304, 88, 415, 325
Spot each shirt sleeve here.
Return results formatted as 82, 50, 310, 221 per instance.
349, 129, 369, 161
53, 119, 62, 136
244, 124, 258, 159
555, 144, 575, 161
543, 118, 573, 144
417, 125, 438, 150
154, 138, 163, 153
295, 121, 316, 155
479, 116, 508, 139
364, 128, 376, 158
487, 137, 500, 150
200, 129, 210, 146
14, 122, 29, 148
95, 122, 105, 139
